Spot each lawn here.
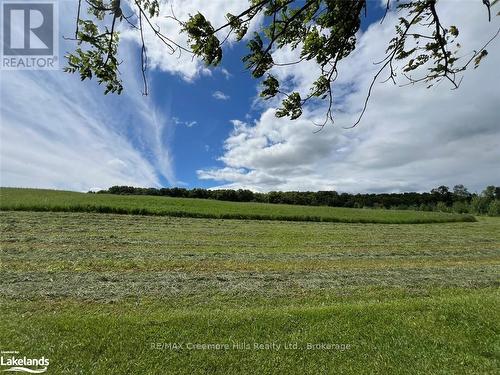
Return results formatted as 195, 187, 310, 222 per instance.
0, 187, 475, 224
0, 207, 499, 374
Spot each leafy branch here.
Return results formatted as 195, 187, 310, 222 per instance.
64, 0, 499, 128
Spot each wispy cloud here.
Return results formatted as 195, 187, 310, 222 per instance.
220, 68, 232, 80
122, 0, 262, 81
172, 117, 197, 127
0, 2, 175, 191
212, 91, 230, 101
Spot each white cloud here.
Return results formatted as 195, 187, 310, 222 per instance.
172, 117, 197, 127
0, 69, 175, 191
220, 68, 232, 79
212, 90, 230, 100
0, 2, 175, 192
122, 0, 261, 81
198, 1, 500, 193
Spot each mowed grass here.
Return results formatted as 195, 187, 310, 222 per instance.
0, 187, 476, 224
0, 210, 499, 374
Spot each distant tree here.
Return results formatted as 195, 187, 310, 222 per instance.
169, 187, 189, 197
419, 203, 433, 211
236, 189, 255, 202
482, 185, 497, 200
431, 185, 453, 205
452, 184, 471, 201
432, 185, 449, 195
436, 201, 449, 212
488, 200, 500, 216
470, 195, 490, 214
97, 184, 497, 214
313, 191, 336, 206
452, 200, 469, 214
189, 188, 210, 199
65, 0, 499, 127
495, 187, 500, 200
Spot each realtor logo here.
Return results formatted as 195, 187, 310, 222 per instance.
1, 1, 58, 69
1, 350, 49, 373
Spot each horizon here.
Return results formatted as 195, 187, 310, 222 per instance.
0, 183, 493, 196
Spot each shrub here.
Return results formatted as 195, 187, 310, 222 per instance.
470, 196, 490, 215
419, 203, 433, 211
452, 201, 470, 214
487, 200, 500, 216
436, 202, 449, 213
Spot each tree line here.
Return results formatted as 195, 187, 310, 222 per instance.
94, 184, 500, 216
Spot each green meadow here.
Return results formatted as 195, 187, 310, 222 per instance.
0, 188, 499, 374
0, 187, 475, 224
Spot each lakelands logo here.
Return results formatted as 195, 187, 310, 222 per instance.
1, 0, 58, 69
0, 351, 49, 373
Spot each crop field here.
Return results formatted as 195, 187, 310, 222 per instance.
0, 189, 499, 374
0, 188, 475, 224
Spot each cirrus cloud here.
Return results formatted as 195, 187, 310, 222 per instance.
0, 2, 175, 191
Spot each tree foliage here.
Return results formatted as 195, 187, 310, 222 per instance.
66, 0, 499, 127
96, 184, 500, 216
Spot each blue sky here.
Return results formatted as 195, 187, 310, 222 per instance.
1, 0, 499, 193
163, 2, 386, 188
159, 47, 258, 188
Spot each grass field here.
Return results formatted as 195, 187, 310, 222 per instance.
0, 193, 499, 373
0, 187, 476, 224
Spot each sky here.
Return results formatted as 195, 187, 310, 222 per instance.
0, 0, 499, 193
